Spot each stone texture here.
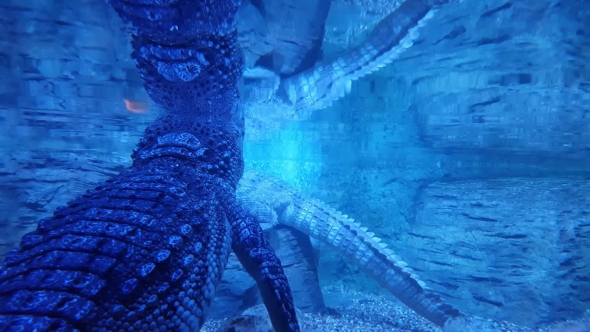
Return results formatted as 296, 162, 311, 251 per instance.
374, 0, 590, 159
0, 0, 153, 157
399, 178, 590, 326
237, 0, 330, 76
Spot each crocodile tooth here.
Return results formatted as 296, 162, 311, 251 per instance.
372, 237, 381, 243
360, 227, 368, 232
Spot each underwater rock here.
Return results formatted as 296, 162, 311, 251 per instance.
400, 177, 590, 326
379, 0, 590, 159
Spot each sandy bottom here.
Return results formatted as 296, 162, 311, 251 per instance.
201, 287, 589, 332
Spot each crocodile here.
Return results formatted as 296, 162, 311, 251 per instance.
218, 170, 503, 331
0, 1, 300, 331
236, 170, 463, 328
241, 0, 462, 120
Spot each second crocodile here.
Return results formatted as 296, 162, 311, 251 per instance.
231, 170, 464, 328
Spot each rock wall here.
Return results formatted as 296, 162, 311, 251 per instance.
390, 0, 590, 159
0, 0, 154, 254
403, 178, 590, 325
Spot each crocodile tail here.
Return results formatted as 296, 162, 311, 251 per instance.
284, 195, 464, 326
277, 0, 444, 115
270, 182, 464, 327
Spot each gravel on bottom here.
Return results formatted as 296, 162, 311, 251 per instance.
202, 286, 590, 332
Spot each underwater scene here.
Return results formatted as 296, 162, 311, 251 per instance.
0, 0, 588, 331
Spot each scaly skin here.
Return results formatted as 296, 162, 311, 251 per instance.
278, 0, 461, 116
0, 1, 299, 331
238, 170, 464, 328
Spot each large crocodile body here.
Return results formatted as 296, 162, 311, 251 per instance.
0, 1, 300, 331
237, 171, 463, 328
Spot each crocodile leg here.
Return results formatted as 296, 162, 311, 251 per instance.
279, 0, 461, 114
0, 1, 300, 331
226, 199, 299, 331
238, 171, 464, 328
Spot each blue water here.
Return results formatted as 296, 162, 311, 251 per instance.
0, 0, 589, 331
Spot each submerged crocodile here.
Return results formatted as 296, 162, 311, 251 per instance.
220, 170, 495, 331
0, 1, 299, 331
240, 0, 442, 119
237, 171, 462, 327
